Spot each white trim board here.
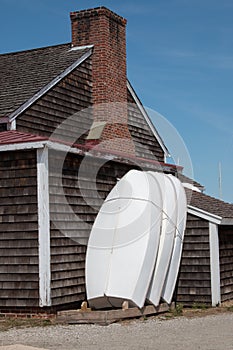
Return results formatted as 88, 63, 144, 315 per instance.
188, 205, 222, 225
8, 49, 93, 123
37, 147, 51, 307
0, 140, 82, 154
0, 139, 174, 172
221, 218, 233, 225
209, 222, 221, 306
70, 44, 94, 51
127, 80, 169, 160
0, 141, 46, 153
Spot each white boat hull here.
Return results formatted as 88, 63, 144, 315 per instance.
86, 170, 187, 309
146, 172, 178, 306
86, 170, 163, 309
161, 175, 187, 304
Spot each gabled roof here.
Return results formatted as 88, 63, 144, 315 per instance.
0, 42, 169, 163
0, 43, 91, 118
186, 188, 233, 221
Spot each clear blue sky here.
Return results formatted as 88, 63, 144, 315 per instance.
0, 0, 232, 203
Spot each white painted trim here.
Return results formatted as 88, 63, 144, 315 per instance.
188, 205, 222, 225
9, 119, 16, 130
221, 218, 233, 225
70, 44, 94, 51
182, 182, 201, 193
9, 49, 93, 122
127, 80, 169, 159
37, 147, 51, 307
46, 140, 83, 155
209, 222, 221, 306
0, 141, 46, 153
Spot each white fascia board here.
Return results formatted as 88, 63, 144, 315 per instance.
37, 147, 51, 307
0, 141, 46, 153
209, 222, 221, 306
70, 44, 94, 51
0, 140, 83, 154
8, 49, 93, 122
188, 205, 222, 225
46, 140, 84, 155
221, 218, 233, 225
127, 80, 169, 160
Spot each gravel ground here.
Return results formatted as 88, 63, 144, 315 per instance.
0, 312, 232, 350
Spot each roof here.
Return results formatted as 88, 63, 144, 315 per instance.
179, 173, 205, 191
0, 130, 48, 145
1, 131, 232, 220
0, 43, 90, 117
0, 41, 169, 163
186, 188, 233, 220
0, 131, 180, 175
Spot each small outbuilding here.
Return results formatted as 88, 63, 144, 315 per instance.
178, 189, 233, 306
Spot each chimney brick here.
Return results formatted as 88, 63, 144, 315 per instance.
70, 7, 135, 155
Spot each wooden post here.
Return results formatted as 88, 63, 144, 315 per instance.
37, 147, 51, 307
209, 222, 221, 306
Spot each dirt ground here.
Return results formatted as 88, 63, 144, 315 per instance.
0, 304, 232, 350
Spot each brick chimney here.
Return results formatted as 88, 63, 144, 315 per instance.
70, 7, 135, 155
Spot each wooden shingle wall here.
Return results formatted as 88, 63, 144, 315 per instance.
16, 59, 166, 163
176, 214, 212, 306
0, 150, 39, 309
127, 90, 165, 163
17, 58, 93, 143
219, 226, 233, 302
49, 150, 133, 307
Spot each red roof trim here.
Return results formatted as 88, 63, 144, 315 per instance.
0, 131, 181, 171
0, 131, 48, 145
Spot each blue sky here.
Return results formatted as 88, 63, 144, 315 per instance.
0, 0, 232, 203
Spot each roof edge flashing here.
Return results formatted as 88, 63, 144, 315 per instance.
70, 44, 94, 51
221, 218, 233, 225
127, 80, 169, 159
188, 205, 222, 225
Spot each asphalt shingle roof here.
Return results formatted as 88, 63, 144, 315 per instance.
179, 173, 205, 191
0, 43, 90, 117
186, 188, 233, 219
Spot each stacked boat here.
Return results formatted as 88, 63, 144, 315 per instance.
85, 170, 187, 309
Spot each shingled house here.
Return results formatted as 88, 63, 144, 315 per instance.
0, 7, 232, 312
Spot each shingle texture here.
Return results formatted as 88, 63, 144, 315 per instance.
179, 173, 205, 191
0, 43, 90, 117
0, 130, 48, 144
186, 188, 233, 219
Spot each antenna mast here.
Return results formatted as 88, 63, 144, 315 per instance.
218, 162, 222, 200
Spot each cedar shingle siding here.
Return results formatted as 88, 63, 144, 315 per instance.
0, 150, 39, 309
17, 58, 93, 143
176, 214, 212, 306
219, 226, 233, 302
49, 150, 134, 306
127, 89, 164, 162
